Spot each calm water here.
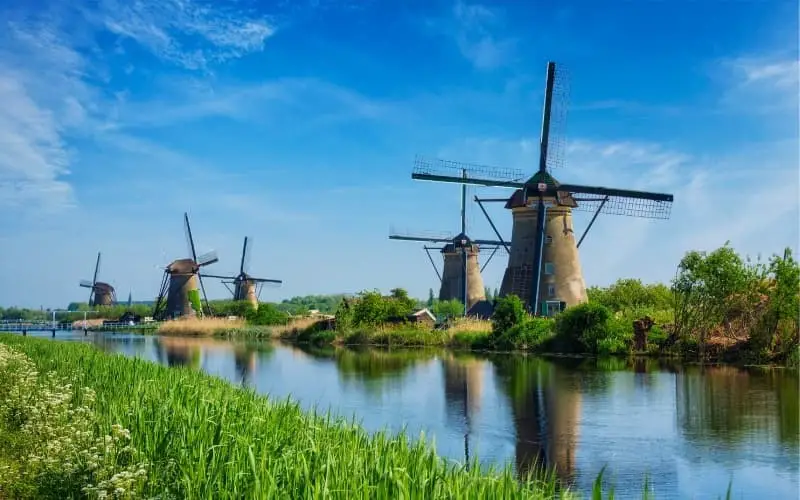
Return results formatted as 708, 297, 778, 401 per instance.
27, 331, 800, 499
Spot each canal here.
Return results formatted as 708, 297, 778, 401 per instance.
27, 331, 800, 499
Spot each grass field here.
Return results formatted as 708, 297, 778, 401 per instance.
0, 334, 578, 499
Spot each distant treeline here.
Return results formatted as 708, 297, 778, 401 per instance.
0, 294, 357, 323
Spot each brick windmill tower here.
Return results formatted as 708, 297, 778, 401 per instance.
390, 170, 507, 315
152, 213, 219, 320
79, 251, 116, 306
411, 61, 674, 316
201, 236, 282, 311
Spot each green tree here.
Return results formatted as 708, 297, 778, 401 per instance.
246, 303, 289, 326
491, 294, 526, 336
352, 290, 388, 327
754, 248, 800, 358
672, 242, 753, 353
588, 279, 671, 312
431, 299, 463, 319
427, 288, 435, 307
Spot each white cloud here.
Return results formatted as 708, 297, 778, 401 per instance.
717, 53, 799, 115
109, 77, 393, 130
425, 1, 516, 70
96, 0, 275, 70
0, 23, 86, 211
0, 0, 278, 213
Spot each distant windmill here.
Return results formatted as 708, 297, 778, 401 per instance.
79, 252, 116, 306
201, 236, 282, 310
152, 213, 219, 320
411, 61, 674, 316
390, 171, 508, 315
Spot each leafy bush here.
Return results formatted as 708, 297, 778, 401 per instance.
553, 302, 613, 354
595, 317, 633, 355
494, 317, 554, 351
647, 325, 669, 348
245, 303, 289, 326
351, 290, 389, 328
588, 278, 672, 312
450, 331, 492, 350
491, 294, 527, 336
431, 299, 464, 319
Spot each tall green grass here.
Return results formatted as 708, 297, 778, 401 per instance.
0, 334, 574, 499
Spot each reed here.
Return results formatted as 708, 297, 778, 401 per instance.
0, 334, 574, 499
270, 316, 324, 337
156, 316, 245, 336
446, 317, 493, 335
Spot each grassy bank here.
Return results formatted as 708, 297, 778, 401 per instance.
0, 334, 580, 499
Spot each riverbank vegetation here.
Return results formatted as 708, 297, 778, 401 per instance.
275, 244, 799, 366
2, 244, 796, 366
0, 335, 585, 499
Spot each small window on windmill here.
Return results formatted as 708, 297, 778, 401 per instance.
548, 284, 556, 297
537, 182, 547, 192
545, 235, 553, 245
544, 262, 555, 275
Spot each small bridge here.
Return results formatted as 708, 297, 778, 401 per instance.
0, 320, 159, 336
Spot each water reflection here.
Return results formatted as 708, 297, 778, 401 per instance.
232, 344, 259, 386
491, 355, 581, 483
441, 353, 486, 467
32, 331, 799, 499
678, 365, 799, 446
154, 337, 203, 369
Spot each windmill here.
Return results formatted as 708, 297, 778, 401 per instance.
79, 252, 116, 306
152, 213, 219, 320
390, 171, 509, 315
201, 236, 282, 311
411, 61, 674, 316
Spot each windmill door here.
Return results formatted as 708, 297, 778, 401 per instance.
543, 301, 563, 317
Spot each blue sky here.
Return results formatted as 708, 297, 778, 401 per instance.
0, 0, 797, 308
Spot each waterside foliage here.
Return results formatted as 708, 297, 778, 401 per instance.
277, 244, 799, 366
0, 335, 584, 499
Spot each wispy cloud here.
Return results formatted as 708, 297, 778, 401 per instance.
0, 0, 279, 213
108, 77, 393, 131
424, 1, 516, 70
0, 20, 88, 211
451, 1, 515, 70
95, 0, 276, 70
716, 53, 799, 115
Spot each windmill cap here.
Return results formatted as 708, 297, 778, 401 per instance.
93, 282, 115, 292
168, 258, 198, 274
441, 233, 477, 253
505, 171, 578, 209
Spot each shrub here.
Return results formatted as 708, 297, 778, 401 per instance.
494, 317, 554, 351
647, 325, 669, 348
595, 317, 633, 355
431, 299, 464, 319
553, 302, 613, 353
245, 303, 289, 326
491, 294, 527, 336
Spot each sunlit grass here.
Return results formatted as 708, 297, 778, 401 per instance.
156, 316, 245, 336
447, 317, 493, 335
0, 334, 578, 499
271, 316, 325, 338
